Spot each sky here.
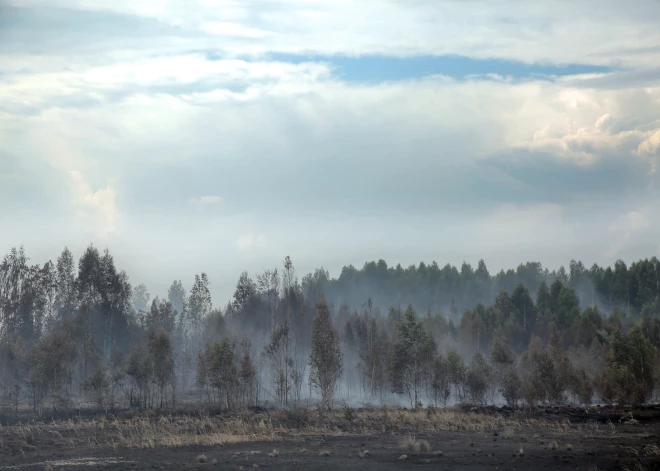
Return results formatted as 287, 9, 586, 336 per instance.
1, 0, 660, 305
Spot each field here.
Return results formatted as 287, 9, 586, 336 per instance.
1, 406, 659, 470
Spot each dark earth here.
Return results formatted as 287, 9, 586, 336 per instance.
2, 407, 660, 470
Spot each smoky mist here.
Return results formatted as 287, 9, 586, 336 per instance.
0, 245, 659, 416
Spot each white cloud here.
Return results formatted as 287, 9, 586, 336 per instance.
236, 233, 266, 251
2, 1, 660, 303
5, 0, 660, 67
609, 210, 651, 234
68, 170, 118, 236
201, 22, 271, 39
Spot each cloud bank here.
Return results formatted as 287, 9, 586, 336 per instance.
1, 0, 659, 302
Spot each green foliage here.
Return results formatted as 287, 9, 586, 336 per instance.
2, 243, 660, 413
500, 368, 522, 409
145, 299, 176, 335
446, 349, 467, 401
597, 327, 656, 405
570, 368, 593, 407
83, 360, 109, 409
390, 305, 436, 408
309, 297, 343, 410
530, 349, 564, 404
27, 328, 77, 410
491, 337, 515, 367
465, 353, 492, 404
149, 330, 174, 408
431, 354, 451, 407
127, 343, 152, 408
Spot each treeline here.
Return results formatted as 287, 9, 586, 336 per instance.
0, 245, 659, 414
302, 258, 660, 317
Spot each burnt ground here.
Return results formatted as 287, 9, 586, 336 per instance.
1, 407, 659, 470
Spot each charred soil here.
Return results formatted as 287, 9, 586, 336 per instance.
1, 406, 659, 470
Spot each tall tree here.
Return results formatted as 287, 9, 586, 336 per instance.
149, 330, 175, 408
390, 305, 436, 408
232, 271, 256, 312
188, 273, 212, 328
145, 299, 176, 335
308, 297, 343, 410
167, 280, 186, 317
256, 269, 279, 333
132, 283, 150, 313
0, 246, 29, 340
54, 247, 76, 320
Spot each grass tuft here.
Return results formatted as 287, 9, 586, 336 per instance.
433, 450, 443, 456
644, 445, 660, 457
401, 435, 417, 451
400, 435, 430, 453
359, 449, 370, 458
196, 454, 208, 463
319, 449, 330, 457
414, 439, 430, 453
268, 448, 279, 458
399, 454, 408, 460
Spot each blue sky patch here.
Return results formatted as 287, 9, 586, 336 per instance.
258, 53, 613, 83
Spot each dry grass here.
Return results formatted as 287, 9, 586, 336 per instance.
358, 449, 370, 458
44, 465, 53, 471
566, 443, 573, 451
398, 454, 408, 460
399, 435, 430, 453
196, 454, 208, 463
319, 449, 330, 456
623, 464, 650, 471
415, 439, 430, 453
0, 408, 565, 458
549, 440, 558, 450
268, 448, 279, 458
502, 426, 515, 439
621, 445, 660, 471
400, 435, 417, 451
643, 445, 660, 456
433, 450, 443, 456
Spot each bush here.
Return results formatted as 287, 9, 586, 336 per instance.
284, 408, 310, 428
342, 403, 355, 422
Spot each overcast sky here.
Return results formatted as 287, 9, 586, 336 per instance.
1, 0, 660, 305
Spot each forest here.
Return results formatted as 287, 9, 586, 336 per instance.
0, 245, 659, 414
